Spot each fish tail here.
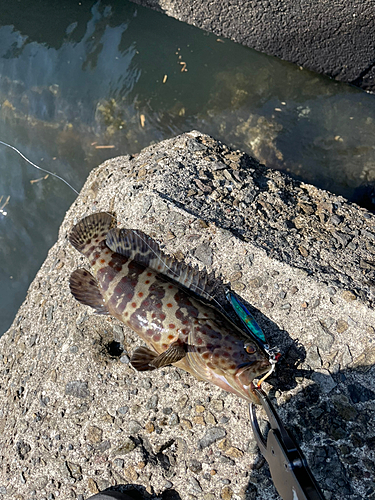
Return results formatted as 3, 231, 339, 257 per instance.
69, 212, 116, 254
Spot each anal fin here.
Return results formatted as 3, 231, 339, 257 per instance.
131, 342, 186, 371
69, 269, 109, 315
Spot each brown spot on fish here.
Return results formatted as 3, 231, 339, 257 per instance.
162, 343, 168, 349
145, 280, 150, 284
100, 259, 105, 264
169, 324, 176, 329
168, 334, 174, 340
147, 272, 152, 277
153, 334, 161, 342
197, 338, 203, 345
138, 292, 144, 298
159, 313, 166, 321
167, 303, 173, 308
202, 352, 210, 360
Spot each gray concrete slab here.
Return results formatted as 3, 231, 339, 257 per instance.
0, 131, 374, 500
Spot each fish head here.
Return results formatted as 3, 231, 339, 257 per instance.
188, 328, 272, 404
229, 339, 272, 404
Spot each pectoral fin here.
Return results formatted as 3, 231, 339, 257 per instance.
69, 269, 109, 315
131, 342, 186, 371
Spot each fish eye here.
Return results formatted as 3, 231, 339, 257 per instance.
244, 343, 256, 354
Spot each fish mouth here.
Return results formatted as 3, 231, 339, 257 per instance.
235, 361, 271, 404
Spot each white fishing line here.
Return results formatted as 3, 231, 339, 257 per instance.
0, 140, 80, 195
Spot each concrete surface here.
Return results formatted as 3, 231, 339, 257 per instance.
130, 0, 375, 92
0, 131, 375, 500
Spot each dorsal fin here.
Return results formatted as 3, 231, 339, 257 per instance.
69, 212, 116, 253
106, 228, 215, 301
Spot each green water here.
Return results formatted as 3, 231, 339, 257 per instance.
1, 0, 375, 334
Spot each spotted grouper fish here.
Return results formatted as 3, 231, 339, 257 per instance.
69, 212, 271, 403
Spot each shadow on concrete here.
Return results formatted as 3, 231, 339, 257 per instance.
87, 484, 182, 500
244, 361, 375, 499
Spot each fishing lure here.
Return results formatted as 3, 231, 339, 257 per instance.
226, 290, 281, 385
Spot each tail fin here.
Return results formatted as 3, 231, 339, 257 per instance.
69, 212, 116, 253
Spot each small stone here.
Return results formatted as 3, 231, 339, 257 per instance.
87, 478, 99, 494
311, 369, 336, 393
120, 354, 130, 364
217, 438, 231, 451
205, 412, 217, 425
86, 426, 102, 444
113, 458, 124, 468
298, 246, 309, 257
199, 427, 226, 449
211, 399, 224, 412
301, 302, 308, 309
124, 465, 138, 482
342, 290, 356, 302
178, 395, 189, 408
196, 405, 205, 413
194, 244, 213, 266
189, 459, 202, 473
289, 286, 298, 294
336, 319, 349, 333
229, 271, 242, 281
146, 394, 158, 410
219, 416, 229, 424
189, 477, 203, 494
310, 298, 320, 309
181, 419, 193, 430
280, 303, 291, 311
128, 420, 142, 434
225, 447, 244, 458
221, 486, 233, 500
203, 494, 216, 500
163, 407, 173, 415
65, 381, 89, 399
232, 281, 245, 292
168, 413, 179, 426
117, 406, 129, 415
112, 438, 136, 455
193, 416, 205, 425
278, 291, 286, 299
249, 277, 262, 289
145, 422, 155, 433
261, 299, 273, 310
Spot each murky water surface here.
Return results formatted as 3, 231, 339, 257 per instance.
1, 0, 375, 334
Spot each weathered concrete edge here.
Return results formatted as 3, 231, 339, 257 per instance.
0, 131, 374, 499
130, 0, 375, 92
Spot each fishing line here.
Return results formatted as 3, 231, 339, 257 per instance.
0, 140, 80, 195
